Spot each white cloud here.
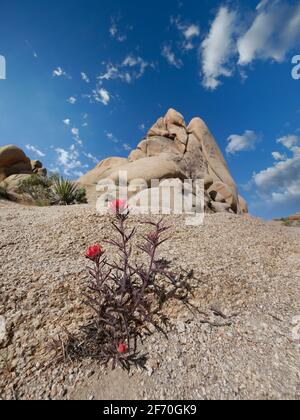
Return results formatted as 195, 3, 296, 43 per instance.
184, 24, 200, 40
105, 132, 120, 144
238, 1, 300, 66
139, 123, 146, 131
63, 119, 71, 126
272, 151, 287, 161
92, 88, 110, 106
161, 44, 183, 68
53, 67, 71, 79
122, 55, 150, 79
256, 0, 269, 11
71, 127, 79, 137
25, 144, 45, 158
277, 135, 299, 149
109, 18, 128, 42
252, 134, 300, 207
99, 64, 117, 81
201, 7, 238, 90
199, 1, 300, 89
99, 55, 153, 84
170, 16, 200, 51
54, 145, 85, 177
81, 72, 90, 83
226, 130, 259, 154
67, 96, 77, 105
123, 143, 132, 152
83, 152, 99, 164
70, 127, 83, 145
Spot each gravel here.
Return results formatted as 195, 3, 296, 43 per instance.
0, 202, 299, 400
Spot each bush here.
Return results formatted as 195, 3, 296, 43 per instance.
59, 200, 194, 370
17, 174, 53, 204
51, 175, 87, 205
17, 174, 87, 206
73, 187, 88, 204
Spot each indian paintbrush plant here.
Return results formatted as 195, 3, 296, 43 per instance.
60, 199, 194, 370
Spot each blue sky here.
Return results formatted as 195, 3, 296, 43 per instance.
0, 0, 300, 219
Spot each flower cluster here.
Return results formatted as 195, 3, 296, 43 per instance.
62, 200, 193, 371
85, 244, 104, 261
109, 199, 128, 217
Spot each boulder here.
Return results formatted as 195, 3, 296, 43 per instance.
128, 180, 197, 215
148, 117, 169, 138
0, 145, 32, 181
0, 174, 31, 192
288, 213, 300, 221
108, 157, 187, 187
188, 118, 239, 208
239, 195, 249, 214
210, 201, 232, 213
128, 149, 146, 162
208, 181, 238, 212
79, 157, 128, 185
79, 109, 247, 215
31, 160, 42, 171
164, 108, 185, 127
182, 133, 206, 179
148, 108, 188, 147
204, 175, 214, 190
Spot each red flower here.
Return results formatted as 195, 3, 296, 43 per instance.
109, 199, 128, 214
118, 343, 128, 354
85, 245, 104, 260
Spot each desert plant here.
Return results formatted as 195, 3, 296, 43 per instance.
17, 174, 53, 204
73, 186, 87, 204
60, 200, 194, 370
51, 176, 87, 205
17, 173, 87, 206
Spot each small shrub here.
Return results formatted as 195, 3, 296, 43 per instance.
282, 219, 300, 228
73, 186, 87, 204
51, 176, 86, 205
60, 200, 194, 370
17, 174, 87, 206
17, 174, 52, 204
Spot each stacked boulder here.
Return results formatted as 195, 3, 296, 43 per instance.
79, 109, 248, 214
0, 145, 47, 200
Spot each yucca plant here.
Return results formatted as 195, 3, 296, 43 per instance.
51, 175, 87, 205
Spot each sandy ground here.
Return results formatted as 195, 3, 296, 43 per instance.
0, 200, 299, 400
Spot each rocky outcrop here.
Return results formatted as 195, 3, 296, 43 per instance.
0, 145, 32, 182
79, 109, 247, 215
286, 213, 300, 222
0, 145, 47, 200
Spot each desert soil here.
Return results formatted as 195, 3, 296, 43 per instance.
0, 199, 299, 400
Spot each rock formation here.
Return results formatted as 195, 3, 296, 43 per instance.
79, 109, 248, 214
0, 145, 47, 199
